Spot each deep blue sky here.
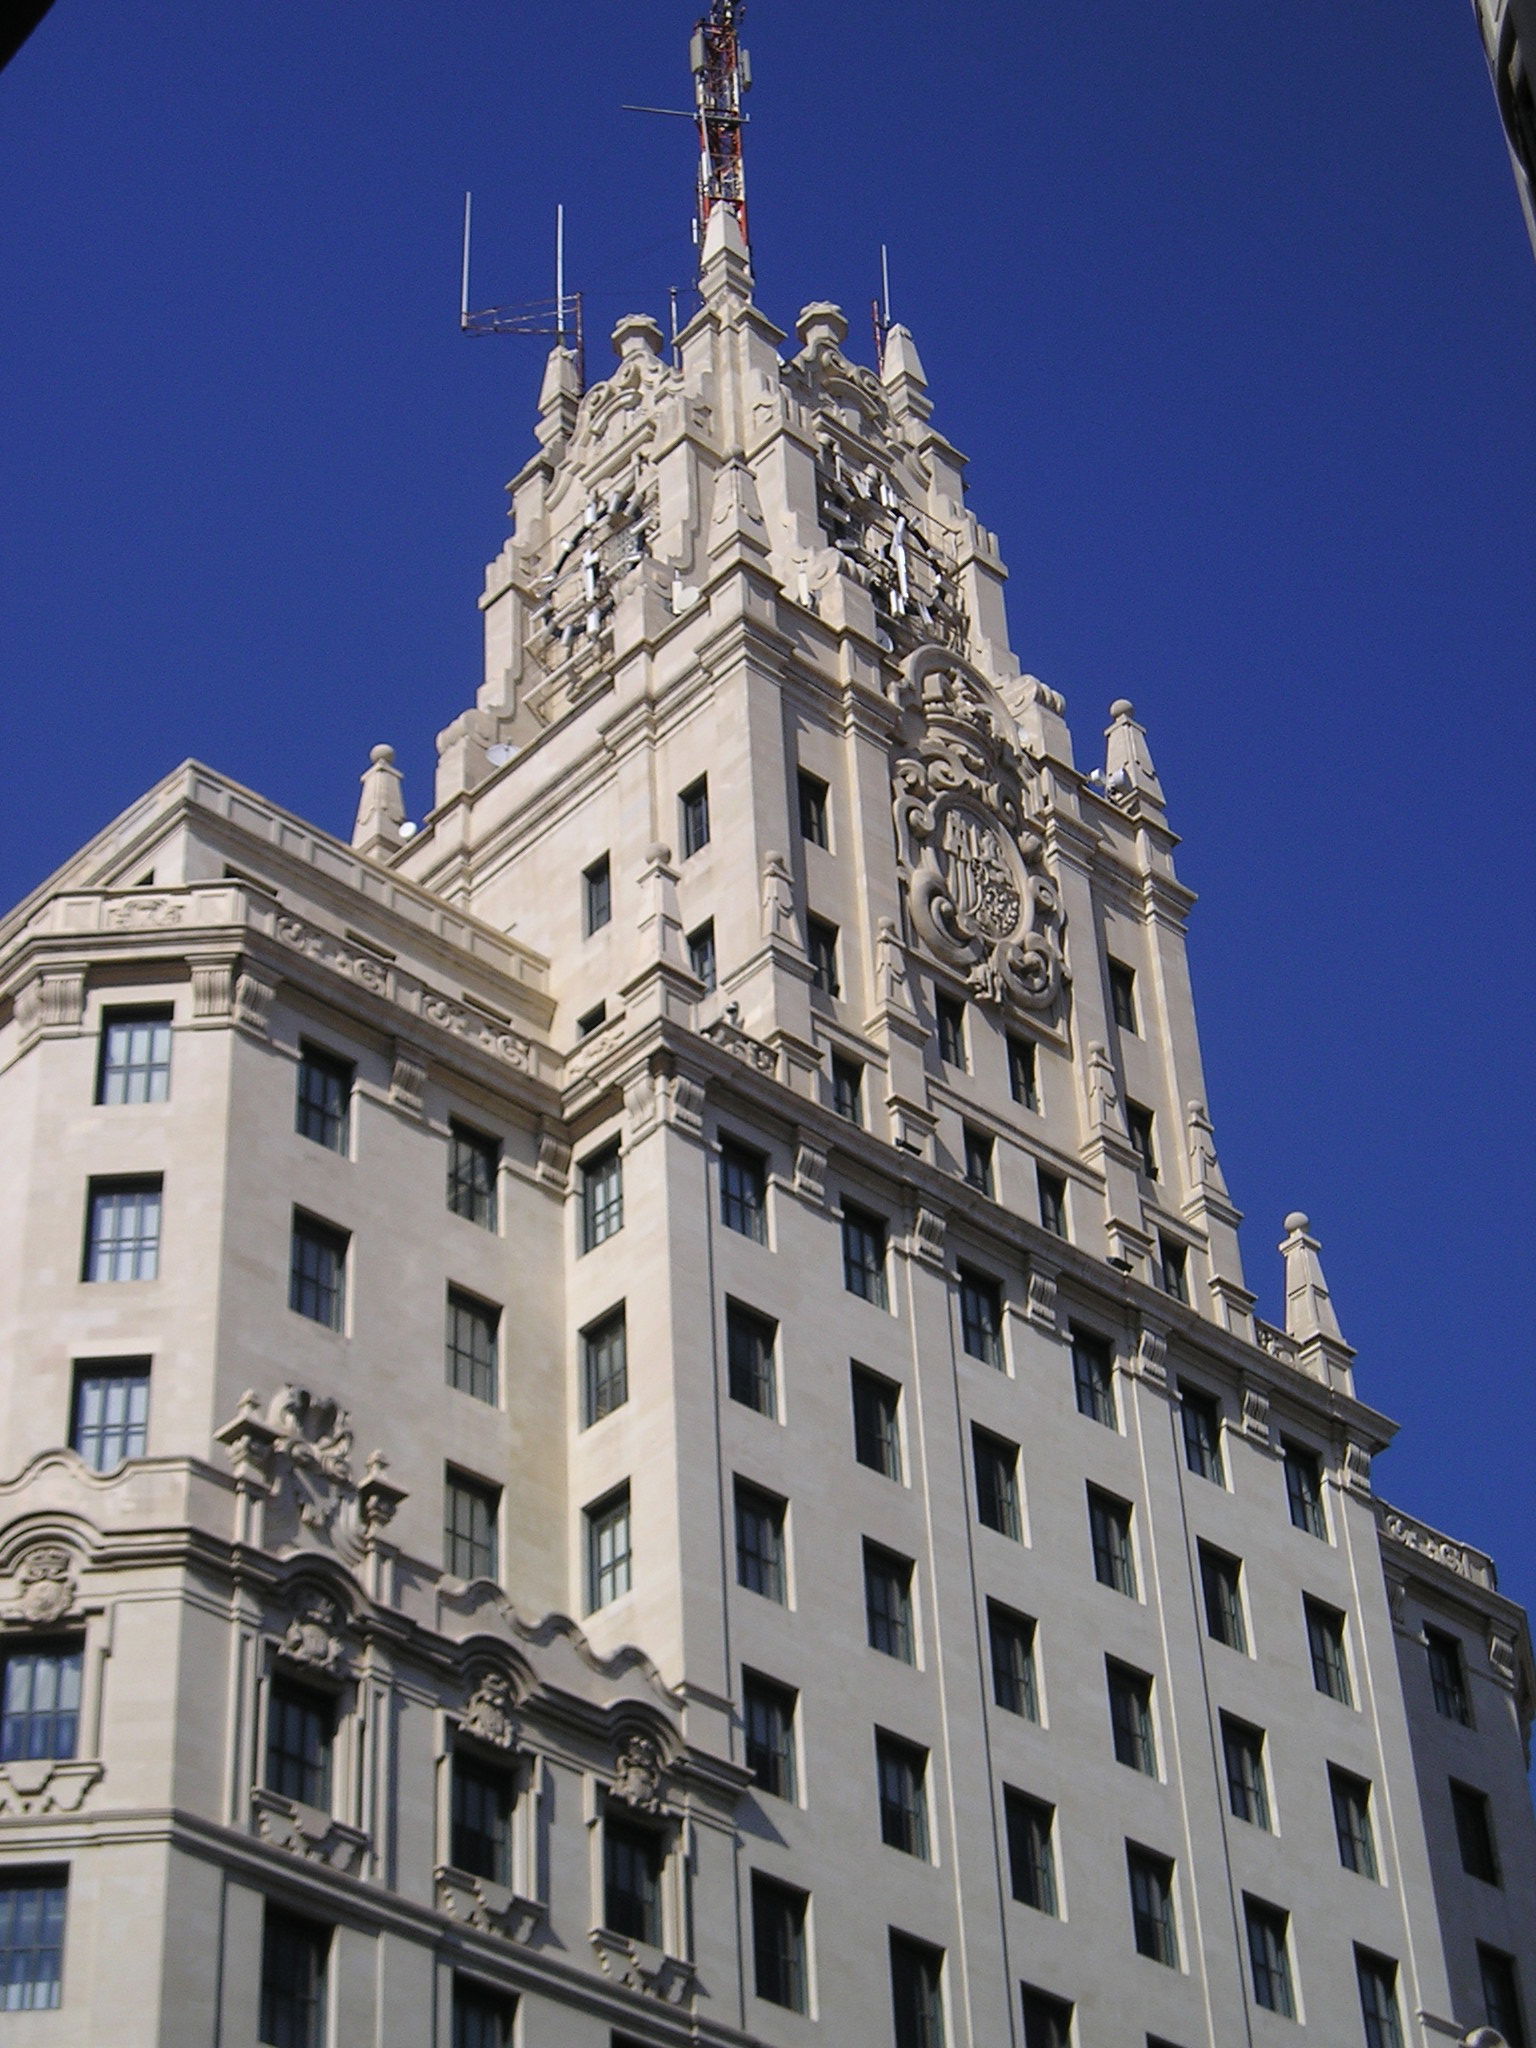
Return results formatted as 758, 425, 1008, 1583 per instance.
3, 5, 1532, 1613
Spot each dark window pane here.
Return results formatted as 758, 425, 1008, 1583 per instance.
1159, 1236, 1189, 1303
604, 1816, 663, 1944
865, 1543, 915, 1661
1330, 1766, 1378, 1878
446, 1290, 499, 1403
0, 1874, 67, 2012
1037, 1169, 1067, 1238
85, 1177, 162, 1282
832, 1053, 863, 1123
1005, 1790, 1058, 1914
798, 771, 829, 848
265, 1679, 333, 1809
935, 992, 966, 1068
988, 1604, 1039, 1720
289, 1213, 347, 1329
842, 1205, 889, 1306
890, 1932, 945, 2048
451, 1753, 513, 1883
583, 1307, 629, 1425
1199, 1545, 1248, 1652
808, 917, 840, 997
742, 1672, 797, 1801
1451, 1781, 1502, 1884
876, 1732, 930, 1858
1126, 1101, 1157, 1179
1021, 1985, 1073, 2048
726, 1302, 778, 1417
1127, 1847, 1179, 1967
587, 1487, 631, 1610
1008, 1035, 1039, 1110
1107, 1661, 1157, 1775
448, 1122, 499, 1230
680, 777, 711, 857
1, 1646, 83, 1763
752, 1873, 808, 2011
720, 1139, 768, 1242
1426, 1628, 1471, 1724
851, 1366, 902, 1479
973, 1428, 1022, 1539
1180, 1387, 1223, 1481
1305, 1598, 1352, 1703
295, 1044, 351, 1152
687, 921, 717, 992
71, 1361, 149, 1469
1109, 960, 1138, 1032
1221, 1718, 1270, 1829
452, 1979, 516, 2048
735, 1483, 787, 1603
577, 1002, 607, 1039
445, 1471, 499, 1581
584, 854, 612, 934
1283, 1440, 1328, 1538
959, 1267, 1003, 1366
1089, 1488, 1137, 1597
1479, 1947, 1529, 2048
580, 1143, 623, 1250
1356, 1949, 1405, 2048
963, 1127, 994, 1196
1245, 1898, 1295, 2017
1072, 1328, 1116, 1426
97, 1008, 172, 1105
259, 1906, 329, 2048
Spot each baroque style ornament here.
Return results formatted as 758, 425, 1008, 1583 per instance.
610, 1732, 666, 1813
892, 649, 1068, 1013
15, 1545, 76, 1625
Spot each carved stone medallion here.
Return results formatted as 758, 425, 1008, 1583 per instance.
461, 1670, 518, 1750
17, 1546, 75, 1625
610, 1732, 665, 1813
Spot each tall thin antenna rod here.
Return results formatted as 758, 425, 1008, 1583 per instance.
461, 192, 473, 326
690, 1, 751, 247
872, 244, 892, 365
556, 203, 566, 348
460, 194, 585, 386
881, 244, 892, 327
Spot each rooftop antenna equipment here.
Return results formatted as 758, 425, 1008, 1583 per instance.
460, 197, 586, 386
871, 242, 892, 364
690, 2, 751, 247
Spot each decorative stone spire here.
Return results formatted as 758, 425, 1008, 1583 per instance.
1103, 700, 1165, 808
535, 343, 581, 453
880, 322, 932, 423
699, 200, 752, 303
794, 301, 848, 356
352, 745, 406, 860
1280, 1212, 1345, 1345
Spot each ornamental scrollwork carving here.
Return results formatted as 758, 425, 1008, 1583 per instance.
610, 1732, 667, 1813
461, 1670, 519, 1751
13, 1546, 77, 1626
280, 1587, 348, 1673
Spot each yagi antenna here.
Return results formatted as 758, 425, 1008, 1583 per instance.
459, 196, 585, 386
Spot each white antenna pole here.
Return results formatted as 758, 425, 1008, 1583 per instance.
556, 204, 566, 349
460, 192, 473, 327
881, 243, 892, 327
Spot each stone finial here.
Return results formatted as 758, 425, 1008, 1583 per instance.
699, 202, 752, 300
1186, 1099, 1229, 1198
1103, 700, 1166, 808
795, 301, 848, 353
880, 322, 932, 422
535, 342, 582, 450
1280, 1212, 1346, 1345
612, 313, 664, 361
352, 744, 407, 859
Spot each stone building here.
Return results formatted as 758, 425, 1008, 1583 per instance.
0, 172, 1532, 2048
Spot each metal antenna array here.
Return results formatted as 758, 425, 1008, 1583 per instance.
460, 196, 586, 387
689, 1, 751, 246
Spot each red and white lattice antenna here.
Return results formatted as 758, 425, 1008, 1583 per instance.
690, 1, 751, 247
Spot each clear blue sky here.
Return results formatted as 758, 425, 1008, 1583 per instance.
3, 4, 1532, 1612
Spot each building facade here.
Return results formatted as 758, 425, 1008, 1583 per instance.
0, 194, 1532, 2048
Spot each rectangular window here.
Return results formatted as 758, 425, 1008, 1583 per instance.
1021, 1986, 1074, 2048
973, 1427, 1023, 1540
452, 1979, 517, 2048
752, 1873, 808, 2012
1071, 1327, 1117, 1426
742, 1671, 798, 1801
1305, 1597, 1352, 1704
890, 1931, 946, 2048
687, 920, 717, 992
726, 1301, 778, 1417
265, 1678, 334, 1809
1158, 1235, 1189, 1303
1107, 1660, 1158, 1775
1004, 1790, 1059, 1915
1037, 1168, 1067, 1239
1199, 1544, 1248, 1652
875, 1731, 930, 1858
807, 916, 840, 997
1127, 1846, 1179, 1967
1479, 1947, 1529, 2048
70, 1360, 149, 1470
1180, 1387, 1224, 1482
586, 1486, 632, 1611
604, 1815, 663, 1944
295, 1042, 352, 1152
1008, 1034, 1039, 1110
259, 1905, 329, 2048
988, 1603, 1039, 1720
1329, 1766, 1379, 1878
1356, 1949, 1405, 2048
1109, 959, 1138, 1033
1221, 1717, 1271, 1829
577, 1001, 607, 1039
97, 1006, 172, 1105
450, 1752, 513, 1884
962, 1126, 995, 1197
1089, 1488, 1137, 1596
1451, 1780, 1502, 1884
448, 1121, 499, 1230
580, 1142, 623, 1250
851, 1365, 903, 1479
289, 1212, 348, 1330
0, 1874, 66, 2012
864, 1542, 915, 1662
959, 1266, 1003, 1366
798, 770, 829, 848
1126, 1101, 1157, 1179
719, 1138, 768, 1242
832, 1052, 863, 1123
446, 1289, 499, 1404
1, 1644, 82, 1763
445, 1470, 499, 1582
842, 1204, 889, 1306
582, 1306, 629, 1426
584, 853, 612, 934
735, 1482, 788, 1603
84, 1176, 162, 1283
680, 776, 711, 857
1283, 1440, 1327, 1539
1244, 1898, 1295, 2017
935, 991, 967, 1068
1425, 1627, 1471, 1724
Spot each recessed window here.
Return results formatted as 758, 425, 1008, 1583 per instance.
864, 1542, 915, 1662
1158, 1235, 1189, 1303
1126, 1101, 1157, 1178
1199, 1544, 1248, 1652
851, 1365, 903, 1479
687, 920, 717, 992
584, 853, 613, 935
679, 776, 711, 857
1220, 1717, 1271, 1829
832, 1052, 863, 1124
1037, 1167, 1067, 1238
726, 1301, 778, 1418
890, 1931, 946, 2048
1089, 1488, 1137, 1596
962, 1126, 994, 1196
451, 1751, 513, 1884
1244, 1897, 1295, 2017
0, 1872, 67, 2012
1107, 1660, 1157, 1775
735, 1482, 788, 1603
1071, 1327, 1117, 1427
296, 1042, 352, 1153
742, 1670, 798, 1801
259, 1904, 329, 2048
987, 1603, 1039, 1720
70, 1360, 149, 1470
935, 991, 966, 1068
1478, 1946, 1529, 2048
445, 1470, 500, 1582
289, 1211, 347, 1330
1127, 1846, 1179, 1967
1451, 1780, 1502, 1885
448, 1121, 499, 1231
752, 1872, 809, 2011
446, 1289, 499, 1404
1020, 1985, 1074, 2048
1108, 959, 1138, 1033
1004, 1790, 1059, 1915
842, 1203, 889, 1307
580, 1142, 623, 1251
719, 1137, 768, 1242
582, 1306, 628, 1426
798, 770, 829, 848
1, 1643, 83, 1763
1425, 1627, 1471, 1724
586, 1486, 632, 1611
1180, 1386, 1224, 1483
452, 1978, 517, 2048
972, 1426, 1022, 1540
577, 1001, 608, 1039
1283, 1440, 1327, 1539
604, 1813, 664, 1944
1329, 1766, 1379, 1878
1304, 1597, 1353, 1704
266, 1677, 333, 1809
1356, 1948, 1405, 2048
876, 1730, 930, 1857
958, 1266, 1003, 1367
807, 916, 841, 997
84, 1176, 162, 1283
1008, 1035, 1039, 1110
97, 1007, 172, 1105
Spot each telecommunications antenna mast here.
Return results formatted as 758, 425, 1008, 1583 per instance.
624, 1, 752, 251
459, 196, 586, 386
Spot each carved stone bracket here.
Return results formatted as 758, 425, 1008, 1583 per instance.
15, 968, 87, 1048
909, 1204, 947, 1270
0, 1759, 102, 1817
536, 1120, 573, 1190
793, 1133, 827, 1206
389, 1042, 428, 1117
436, 1866, 544, 1944
234, 968, 275, 1038
1025, 1261, 1059, 1329
1342, 1442, 1374, 1499
589, 1928, 698, 2007
191, 959, 235, 1019
252, 1787, 368, 1875
1240, 1382, 1272, 1444
1487, 1629, 1519, 1689
1134, 1321, 1169, 1389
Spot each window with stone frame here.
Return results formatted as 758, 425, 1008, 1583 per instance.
70, 1359, 149, 1469
742, 1671, 798, 1802
1071, 1327, 1116, 1426
679, 776, 711, 857
1282, 1439, 1328, 1539
265, 1676, 334, 1809
445, 1469, 500, 1582
719, 1137, 768, 1242
935, 990, 967, 1068
1425, 1626, 1471, 1724
1108, 958, 1138, 1033
1220, 1716, 1271, 1829
1088, 1487, 1137, 1596
96, 1006, 173, 1105
295, 1042, 352, 1152
958, 1265, 1003, 1366
1478, 1946, 1529, 2048
1126, 1845, 1179, 1967
259, 1903, 329, 2048
447, 1121, 500, 1230
603, 1812, 665, 1945
1304, 1596, 1353, 1704
1107, 1660, 1157, 1775
851, 1364, 903, 1479
1244, 1897, 1296, 2017
586, 1486, 632, 1611
889, 1930, 946, 2048
1451, 1780, 1502, 1885
289, 1211, 347, 1329
1180, 1385, 1224, 1482
962, 1124, 995, 1196
832, 1052, 863, 1124
1125, 1100, 1157, 1179
686, 919, 717, 992
797, 769, 829, 848
1008, 1033, 1039, 1110
864, 1542, 915, 1662
875, 1730, 930, 1858
726, 1300, 778, 1417
1199, 1544, 1248, 1652
734, 1481, 788, 1604
1356, 1948, 1405, 2048
1004, 1789, 1059, 1915
1037, 1167, 1067, 1238
752, 1872, 809, 2012
579, 1141, 623, 1250
807, 916, 841, 997
446, 1289, 499, 1404
1020, 1985, 1073, 2048
452, 1978, 517, 2048
450, 1751, 514, 1884
581, 1306, 628, 1425
987, 1603, 1039, 1720
841, 1203, 889, 1306
1329, 1765, 1379, 1879
0, 1872, 67, 2013
972, 1426, 1023, 1540
583, 852, 612, 935
1158, 1234, 1189, 1303
0, 1643, 83, 1763
84, 1176, 162, 1283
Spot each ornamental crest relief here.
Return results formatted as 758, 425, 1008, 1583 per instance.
892, 652, 1068, 1014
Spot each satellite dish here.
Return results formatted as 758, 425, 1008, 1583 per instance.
398, 822, 419, 840
486, 743, 517, 767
